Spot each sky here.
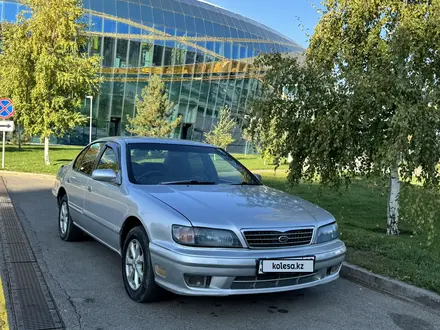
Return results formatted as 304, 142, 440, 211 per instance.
206, 0, 323, 48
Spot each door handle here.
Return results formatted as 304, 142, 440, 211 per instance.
87, 186, 92, 192
66, 178, 71, 183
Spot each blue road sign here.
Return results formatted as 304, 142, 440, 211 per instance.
0, 98, 14, 119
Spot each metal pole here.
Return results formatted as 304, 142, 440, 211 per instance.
2, 131, 5, 169
88, 96, 93, 144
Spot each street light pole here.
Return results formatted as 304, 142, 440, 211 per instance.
86, 96, 93, 144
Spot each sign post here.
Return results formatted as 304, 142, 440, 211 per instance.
0, 98, 15, 169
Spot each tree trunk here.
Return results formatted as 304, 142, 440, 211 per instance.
18, 124, 21, 150
44, 137, 50, 165
387, 164, 400, 235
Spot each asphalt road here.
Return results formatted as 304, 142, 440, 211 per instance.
2, 173, 440, 330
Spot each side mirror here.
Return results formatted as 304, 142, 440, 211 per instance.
92, 169, 117, 183
253, 173, 262, 182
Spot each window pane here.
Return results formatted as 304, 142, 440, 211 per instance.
141, 5, 153, 24
97, 147, 119, 174
161, 0, 173, 11
117, 22, 129, 34
204, 21, 214, 36
128, 41, 141, 68
116, 0, 129, 18
170, 0, 182, 13
195, 18, 205, 35
174, 48, 186, 65
128, 3, 142, 23
116, 39, 128, 68
98, 93, 111, 121
103, 0, 116, 16
163, 10, 175, 27
163, 47, 173, 66
180, 3, 194, 16
79, 143, 104, 175
232, 45, 239, 59
89, 0, 103, 12
185, 51, 196, 64
185, 15, 196, 32
150, 0, 163, 8
91, 15, 103, 33
224, 42, 232, 59
112, 95, 124, 117
130, 26, 141, 35
191, 5, 203, 18
174, 13, 186, 30
152, 44, 164, 66
102, 37, 116, 67
152, 8, 164, 26
89, 36, 102, 57
104, 19, 117, 33
140, 42, 153, 67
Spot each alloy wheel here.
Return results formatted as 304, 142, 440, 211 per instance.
125, 239, 145, 290
59, 202, 69, 235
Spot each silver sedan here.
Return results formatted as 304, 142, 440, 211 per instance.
53, 137, 346, 302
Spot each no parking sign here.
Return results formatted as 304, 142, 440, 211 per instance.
0, 98, 15, 169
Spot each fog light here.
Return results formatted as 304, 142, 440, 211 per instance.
184, 275, 211, 288
328, 263, 342, 275
155, 265, 167, 278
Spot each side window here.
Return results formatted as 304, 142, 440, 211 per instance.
73, 148, 88, 171
97, 147, 120, 174
76, 143, 104, 175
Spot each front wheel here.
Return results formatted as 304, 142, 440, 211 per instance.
58, 195, 83, 241
122, 226, 164, 303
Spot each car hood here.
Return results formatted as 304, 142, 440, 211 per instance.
134, 185, 334, 229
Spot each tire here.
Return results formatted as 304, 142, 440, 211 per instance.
122, 226, 164, 303
58, 195, 83, 241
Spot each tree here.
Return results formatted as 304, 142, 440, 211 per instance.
0, 0, 102, 165
126, 75, 181, 137
248, 0, 440, 238
0, 19, 34, 150
205, 106, 236, 150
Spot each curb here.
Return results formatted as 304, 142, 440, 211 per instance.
0, 171, 55, 179
341, 262, 440, 310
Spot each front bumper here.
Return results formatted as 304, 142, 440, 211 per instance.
149, 239, 346, 296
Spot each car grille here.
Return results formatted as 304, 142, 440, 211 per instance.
243, 228, 314, 248
230, 271, 324, 290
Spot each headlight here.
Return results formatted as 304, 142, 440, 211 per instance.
172, 225, 242, 248
316, 222, 339, 243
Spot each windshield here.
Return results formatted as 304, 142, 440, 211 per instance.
127, 143, 260, 186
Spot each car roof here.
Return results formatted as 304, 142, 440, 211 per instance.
93, 136, 215, 148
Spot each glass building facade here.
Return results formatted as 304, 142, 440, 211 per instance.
1, 0, 303, 151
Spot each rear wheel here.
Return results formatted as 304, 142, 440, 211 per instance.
58, 195, 82, 241
122, 226, 164, 303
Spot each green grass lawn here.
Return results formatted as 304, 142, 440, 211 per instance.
0, 145, 287, 175
233, 154, 289, 171
2, 145, 438, 293
260, 172, 440, 294
1, 145, 82, 174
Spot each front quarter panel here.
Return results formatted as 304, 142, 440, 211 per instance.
127, 187, 192, 248
52, 163, 72, 198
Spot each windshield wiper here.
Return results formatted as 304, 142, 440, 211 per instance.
230, 182, 259, 186
160, 180, 217, 185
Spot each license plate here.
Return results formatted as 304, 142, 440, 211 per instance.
258, 257, 315, 274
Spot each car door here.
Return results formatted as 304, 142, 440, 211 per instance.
65, 142, 104, 228
83, 143, 128, 251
